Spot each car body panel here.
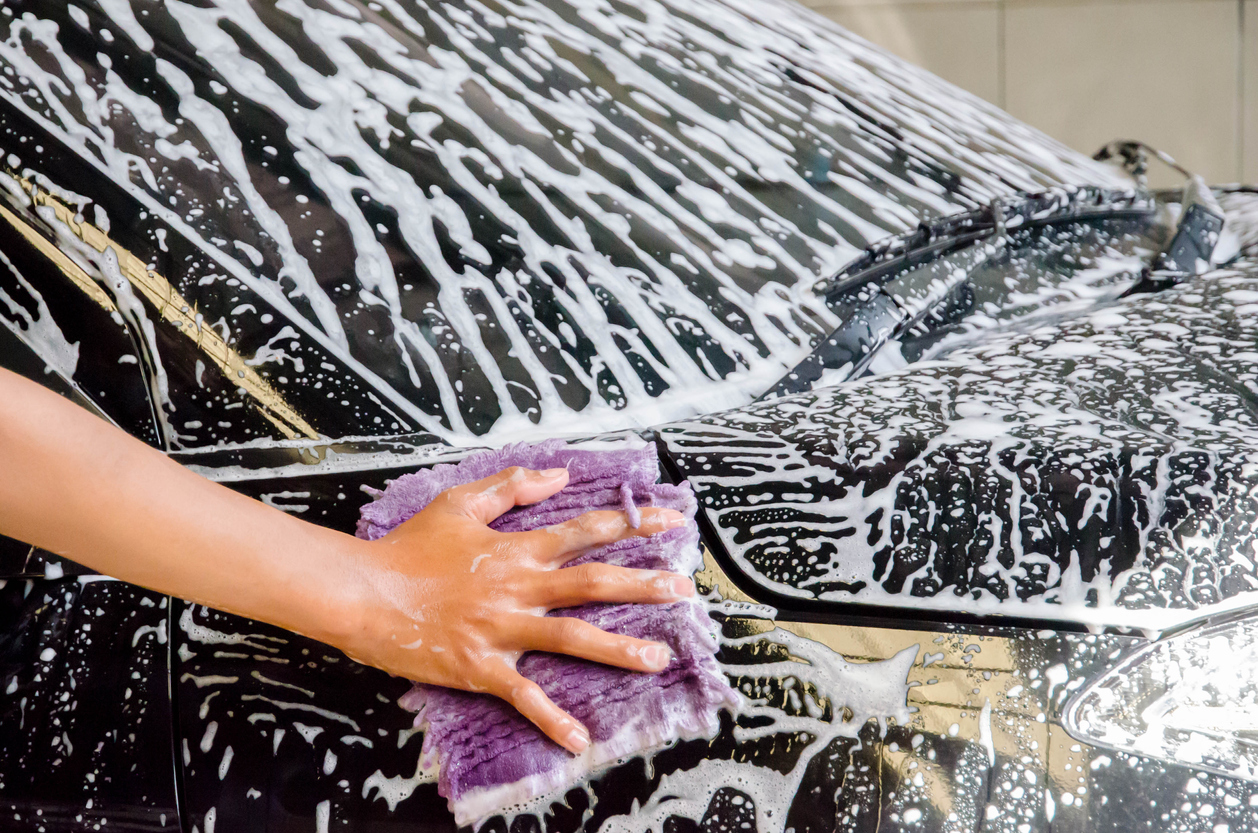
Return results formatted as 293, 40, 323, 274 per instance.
160, 521, 1258, 833
0, 116, 426, 448
172, 600, 441, 833
0, 578, 179, 830
660, 257, 1258, 630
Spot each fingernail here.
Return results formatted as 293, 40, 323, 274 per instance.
541, 468, 568, 480
642, 644, 671, 671
670, 575, 695, 598
665, 513, 687, 529
565, 725, 590, 754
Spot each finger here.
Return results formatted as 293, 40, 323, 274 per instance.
537, 507, 687, 563
486, 665, 590, 754
529, 563, 694, 608
521, 615, 673, 674
442, 466, 569, 524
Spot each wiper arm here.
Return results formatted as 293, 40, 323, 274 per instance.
1122, 175, 1225, 296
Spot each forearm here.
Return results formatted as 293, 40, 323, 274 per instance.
0, 367, 359, 643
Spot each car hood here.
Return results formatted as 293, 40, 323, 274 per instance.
659, 237, 1258, 631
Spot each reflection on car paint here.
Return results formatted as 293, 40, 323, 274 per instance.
0, 578, 179, 828
160, 539, 1258, 832
8, 441, 1258, 830
2, 0, 1258, 830
2, 172, 320, 440
0, 147, 437, 447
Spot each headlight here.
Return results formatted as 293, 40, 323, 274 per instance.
1063, 611, 1258, 780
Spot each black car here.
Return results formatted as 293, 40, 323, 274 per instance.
2, 0, 1258, 830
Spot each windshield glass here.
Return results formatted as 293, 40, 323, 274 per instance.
0, 0, 1127, 444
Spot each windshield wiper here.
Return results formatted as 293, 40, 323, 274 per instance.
762, 241, 988, 399
1121, 175, 1226, 296
763, 188, 1163, 400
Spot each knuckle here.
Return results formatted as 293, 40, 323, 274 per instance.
515, 681, 546, 710
575, 564, 606, 593
455, 642, 483, 668
552, 616, 585, 644
467, 600, 497, 622
483, 670, 512, 698
449, 489, 482, 514
522, 531, 554, 556
582, 512, 618, 539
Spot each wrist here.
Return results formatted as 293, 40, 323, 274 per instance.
244, 520, 374, 652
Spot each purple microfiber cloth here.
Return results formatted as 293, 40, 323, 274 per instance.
356, 440, 739, 826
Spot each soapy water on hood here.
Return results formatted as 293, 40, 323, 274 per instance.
465, 595, 918, 833
170, 581, 919, 829
597, 620, 918, 833
662, 263, 1258, 631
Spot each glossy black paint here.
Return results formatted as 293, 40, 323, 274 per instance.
9, 435, 1258, 832
0, 578, 179, 830
0, 0, 1140, 444
0, 101, 429, 450
172, 601, 444, 832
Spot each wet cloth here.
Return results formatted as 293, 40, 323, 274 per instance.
356, 440, 738, 827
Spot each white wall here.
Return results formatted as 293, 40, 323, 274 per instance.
803, 0, 1254, 188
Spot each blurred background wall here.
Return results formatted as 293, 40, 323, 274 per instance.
806, 0, 1254, 187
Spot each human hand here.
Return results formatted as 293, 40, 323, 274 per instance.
333, 466, 694, 754
0, 369, 695, 754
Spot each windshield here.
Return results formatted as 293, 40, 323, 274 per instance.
0, 0, 1127, 444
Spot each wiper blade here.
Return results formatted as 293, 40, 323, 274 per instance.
765, 188, 1165, 400
762, 242, 989, 399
